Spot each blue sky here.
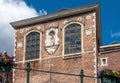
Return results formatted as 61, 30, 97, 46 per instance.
0, 0, 120, 55
25, 0, 120, 45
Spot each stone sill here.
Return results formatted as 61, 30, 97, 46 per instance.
63, 53, 82, 60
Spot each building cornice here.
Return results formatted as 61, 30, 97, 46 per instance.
10, 3, 100, 28
100, 44, 120, 54
10, 2, 101, 45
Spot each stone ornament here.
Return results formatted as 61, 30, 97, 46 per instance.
45, 27, 59, 55
17, 42, 22, 48
77, 17, 82, 21
63, 20, 68, 24
86, 15, 91, 20
85, 29, 92, 36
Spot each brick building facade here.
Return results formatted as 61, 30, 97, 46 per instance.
0, 3, 119, 83
99, 43, 120, 71
98, 44, 120, 83
10, 3, 101, 83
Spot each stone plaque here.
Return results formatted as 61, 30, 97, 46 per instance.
45, 28, 59, 55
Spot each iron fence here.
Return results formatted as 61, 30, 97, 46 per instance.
14, 62, 99, 83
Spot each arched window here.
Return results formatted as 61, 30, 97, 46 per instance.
25, 32, 40, 60
64, 23, 81, 54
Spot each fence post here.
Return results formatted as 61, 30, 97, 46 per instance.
80, 69, 84, 83
25, 63, 31, 83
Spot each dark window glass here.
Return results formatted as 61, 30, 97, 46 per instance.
102, 59, 106, 65
64, 23, 81, 54
25, 32, 40, 60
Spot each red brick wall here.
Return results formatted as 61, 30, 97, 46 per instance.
14, 12, 98, 83
99, 45, 120, 71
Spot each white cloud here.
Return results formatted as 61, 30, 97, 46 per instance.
39, 9, 47, 16
111, 31, 120, 38
0, 0, 47, 55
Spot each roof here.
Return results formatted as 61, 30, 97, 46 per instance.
100, 43, 120, 54
10, 2, 102, 45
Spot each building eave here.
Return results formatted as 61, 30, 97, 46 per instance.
10, 3, 100, 28
100, 43, 120, 54
10, 2, 101, 45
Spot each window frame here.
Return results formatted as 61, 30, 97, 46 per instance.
100, 57, 108, 66
62, 22, 84, 58
24, 30, 42, 62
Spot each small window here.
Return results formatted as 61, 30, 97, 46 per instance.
102, 59, 106, 65
101, 58, 108, 66
25, 32, 40, 60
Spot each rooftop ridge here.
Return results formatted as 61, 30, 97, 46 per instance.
10, 2, 100, 29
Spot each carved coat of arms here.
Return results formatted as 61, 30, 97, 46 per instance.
45, 28, 59, 55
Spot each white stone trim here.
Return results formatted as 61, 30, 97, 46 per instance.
13, 29, 16, 83
15, 51, 95, 63
77, 17, 82, 21
100, 43, 120, 48
15, 61, 24, 64
12, 69, 15, 83
14, 30, 17, 57
63, 20, 68, 24
62, 21, 84, 58
92, 12, 97, 83
86, 15, 91, 20
17, 42, 22, 48
85, 29, 92, 36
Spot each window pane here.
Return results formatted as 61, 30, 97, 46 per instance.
25, 32, 40, 60
64, 23, 81, 54
102, 59, 106, 65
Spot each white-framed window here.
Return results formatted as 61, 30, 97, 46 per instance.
64, 23, 81, 54
25, 31, 40, 60
100, 57, 108, 66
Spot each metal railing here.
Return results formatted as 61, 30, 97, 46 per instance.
14, 62, 99, 83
